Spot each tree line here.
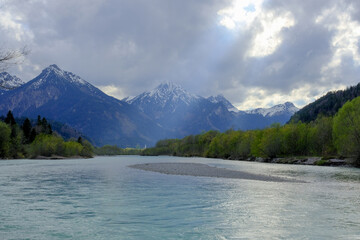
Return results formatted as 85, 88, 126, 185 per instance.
94, 145, 142, 155
143, 96, 360, 166
0, 111, 94, 159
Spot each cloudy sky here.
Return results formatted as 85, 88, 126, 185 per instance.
1, 0, 360, 110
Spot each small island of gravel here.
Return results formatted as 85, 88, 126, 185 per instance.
129, 162, 304, 183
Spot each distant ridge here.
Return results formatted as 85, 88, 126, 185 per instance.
246, 102, 298, 117
289, 83, 360, 123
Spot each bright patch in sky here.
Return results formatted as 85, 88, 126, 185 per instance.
247, 11, 295, 57
218, 0, 264, 30
218, 0, 295, 57
234, 83, 347, 110
97, 84, 126, 100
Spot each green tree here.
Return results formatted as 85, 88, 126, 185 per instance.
37, 115, 41, 126
282, 122, 309, 156
9, 125, 23, 158
79, 139, 94, 158
250, 130, 264, 157
260, 124, 283, 158
333, 97, 360, 164
238, 131, 253, 159
308, 116, 335, 156
64, 141, 83, 157
29, 128, 37, 143
29, 134, 64, 157
0, 121, 11, 158
22, 118, 32, 144
4, 110, 16, 126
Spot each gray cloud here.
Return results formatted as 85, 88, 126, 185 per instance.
1, 0, 360, 109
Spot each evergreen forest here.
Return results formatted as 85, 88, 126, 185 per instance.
290, 82, 360, 123
0, 111, 94, 159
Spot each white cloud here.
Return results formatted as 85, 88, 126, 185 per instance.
247, 11, 295, 57
265, 61, 284, 74
0, 8, 33, 42
110, 37, 138, 57
218, 0, 295, 57
97, 84, 127, 100
317, 5, 360, 78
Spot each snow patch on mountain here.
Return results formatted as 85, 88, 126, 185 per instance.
246, 102, 299, 117
0, 72, 24, 91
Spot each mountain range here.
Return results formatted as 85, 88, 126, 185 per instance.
0, 65, 298, 147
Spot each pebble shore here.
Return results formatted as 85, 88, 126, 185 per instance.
129, 162, 304, 182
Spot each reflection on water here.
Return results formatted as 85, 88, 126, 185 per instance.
0, 156, 359, 239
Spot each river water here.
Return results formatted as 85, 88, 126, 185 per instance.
0, 156, 359, 239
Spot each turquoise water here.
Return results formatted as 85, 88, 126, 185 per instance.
0, 156, 359, 239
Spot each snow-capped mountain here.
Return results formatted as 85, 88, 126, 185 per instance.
28, 64, 106, 97
127, 82, 200, 110
125, 82, 298, 137
0, 64, 165, 147
126, 82, 236, 135
0, 72, 24, 91
31, 64, 87, 87
245, 102, 299, 117
207, 94, 239, 113
0, 66, 300, 147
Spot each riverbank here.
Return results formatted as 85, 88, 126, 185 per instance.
242, 156, 354, 167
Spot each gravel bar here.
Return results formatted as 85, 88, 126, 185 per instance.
129, 163, 304, 183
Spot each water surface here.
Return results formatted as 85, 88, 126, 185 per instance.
0, 156, 359, 239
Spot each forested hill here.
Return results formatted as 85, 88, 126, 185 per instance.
290, 82, 360, 123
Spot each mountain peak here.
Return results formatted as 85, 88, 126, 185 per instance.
152, 82, 185, 96
284, 101, 295, 107
127, 82, 200, 108
48, 64, 61, 70
207, 94, 239, 113
32, 64, 87, 89
0, 72, 24, 91
41, 64, 67, 77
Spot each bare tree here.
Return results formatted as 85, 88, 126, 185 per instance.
0, 46, 30, 71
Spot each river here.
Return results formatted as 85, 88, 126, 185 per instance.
0, 156, 359, 239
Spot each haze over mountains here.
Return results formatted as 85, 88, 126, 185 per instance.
0, 65, 298, 147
